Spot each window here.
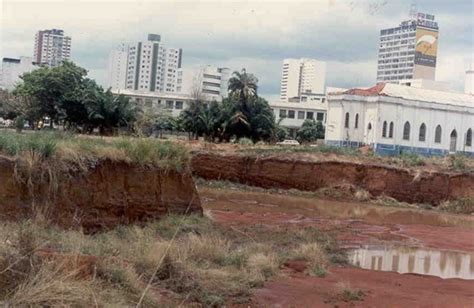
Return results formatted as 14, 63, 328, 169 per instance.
344, 112, 349, 128
403, 121, 410, 140
466, 128, 472, 147
307, 112, 314, 119
288, 110, 295, 119
389, 122, 394, 138
354, 114, 359, 129
166, 101, 174, 109
382, 121, 387, 137
435, 125, 442, 143
316, 113, 324, 121
175, 101, 183, 109
297, 111, 305, 119
279, 109, 287, 118
419, 123, 426, 142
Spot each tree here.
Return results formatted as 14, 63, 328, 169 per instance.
86, 90, 137, 135
14, 61, 88, 126
296, 119, 325, 143
228, 69, 258, 113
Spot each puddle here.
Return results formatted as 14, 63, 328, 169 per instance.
349, 245, 474, 280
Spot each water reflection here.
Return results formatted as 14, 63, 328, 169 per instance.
349, 245, 474, 280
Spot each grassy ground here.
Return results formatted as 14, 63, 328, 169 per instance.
0, 214, 346, 306
0, 131, 189, 172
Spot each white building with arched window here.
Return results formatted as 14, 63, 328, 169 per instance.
325, 83, 474, 156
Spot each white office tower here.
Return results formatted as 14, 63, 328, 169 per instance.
465, 61, 474, 95
0, 57, 37, 90
106, 44, 128, 91
376, 9, 439, 83
280, 58, 326, 102
176, 66, 230, 101
125, 34, 182, 93
33, 29, 72, 67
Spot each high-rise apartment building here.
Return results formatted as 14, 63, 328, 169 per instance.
376, 10, 439, 83
0, 57, 37, 90
33, 29, 71, 67
123, 34, 182, 93
176, 66, 230, 101
280, 58, 326, 102
106, 44, 129, 91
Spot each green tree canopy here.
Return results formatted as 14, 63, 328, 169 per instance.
296, 119, 325, 143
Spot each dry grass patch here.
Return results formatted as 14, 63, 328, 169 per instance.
0, 214, 345, 306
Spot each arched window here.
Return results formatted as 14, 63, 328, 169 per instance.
355, 114, 359, 129
419, 123, 426, 142
450, 129, 457, 152
344, 112, 350, 128
389, 122, 394, 138
367, 122, 372, 130
434, 125, 442, 143
466, 128, 472, 147
382, 121, 387, 137
403, 121, 410, 140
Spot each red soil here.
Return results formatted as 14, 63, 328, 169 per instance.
252, 266, 474, 307
192, 152, 474, 204
0, 157, 201, 232
200, 188, 474, 307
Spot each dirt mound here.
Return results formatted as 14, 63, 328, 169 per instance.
0, 157, 201, 232
192, 152, 473, 205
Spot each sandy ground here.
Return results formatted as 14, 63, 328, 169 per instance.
199, 187, 474, 307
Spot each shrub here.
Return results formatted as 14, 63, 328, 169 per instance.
238, 137, 254, 145
439, 198, 474, 215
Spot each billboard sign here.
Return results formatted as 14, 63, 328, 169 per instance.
414, 28, 438, 68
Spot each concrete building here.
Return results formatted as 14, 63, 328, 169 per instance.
0, 57, 37, 90
113, 89, 209, 118
325, 83, 474, 156
176, 66, 230, 101
106, 44, 128, 91
465, 61, 474, 95
280, 58, 326, 102
124, 34, 182, 93
33, 29, 71, 67
376, 10, 439, 83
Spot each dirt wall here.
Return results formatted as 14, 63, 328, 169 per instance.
0, 156, 201, 232
191, 152, 473, 205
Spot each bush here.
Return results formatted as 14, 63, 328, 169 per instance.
398, 152, 425, 167
439, 198, 474, 214
13, 116, 26, 132
238, 137, 254, 145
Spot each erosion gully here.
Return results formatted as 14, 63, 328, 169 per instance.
199, 187, 474, 307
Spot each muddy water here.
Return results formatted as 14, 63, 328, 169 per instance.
349, 245, 474, 280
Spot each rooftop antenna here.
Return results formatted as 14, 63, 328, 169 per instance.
409, 2, 418, 19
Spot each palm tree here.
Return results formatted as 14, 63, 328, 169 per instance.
228, 69, 258, 113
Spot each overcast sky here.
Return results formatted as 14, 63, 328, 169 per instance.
1, 0, 473, 99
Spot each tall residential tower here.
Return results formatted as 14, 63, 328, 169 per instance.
280, 58, 326, 102
33, 29, 71, 67
123, 34, 182, 93
376, 10, 439, 83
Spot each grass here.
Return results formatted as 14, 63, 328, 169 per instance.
439, 198, 474, 215
238, 144, 361, 156
0, 214, 346, 306
0, 131, 189, 171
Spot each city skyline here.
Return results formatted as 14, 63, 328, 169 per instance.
1, 0, 473, 99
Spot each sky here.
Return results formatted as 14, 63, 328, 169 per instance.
1, 0, 473, 100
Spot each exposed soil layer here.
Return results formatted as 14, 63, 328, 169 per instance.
200, 187, 474, 307
252, 266, 474, 307
192, 152, 474, 204
0, 157, 201, 232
